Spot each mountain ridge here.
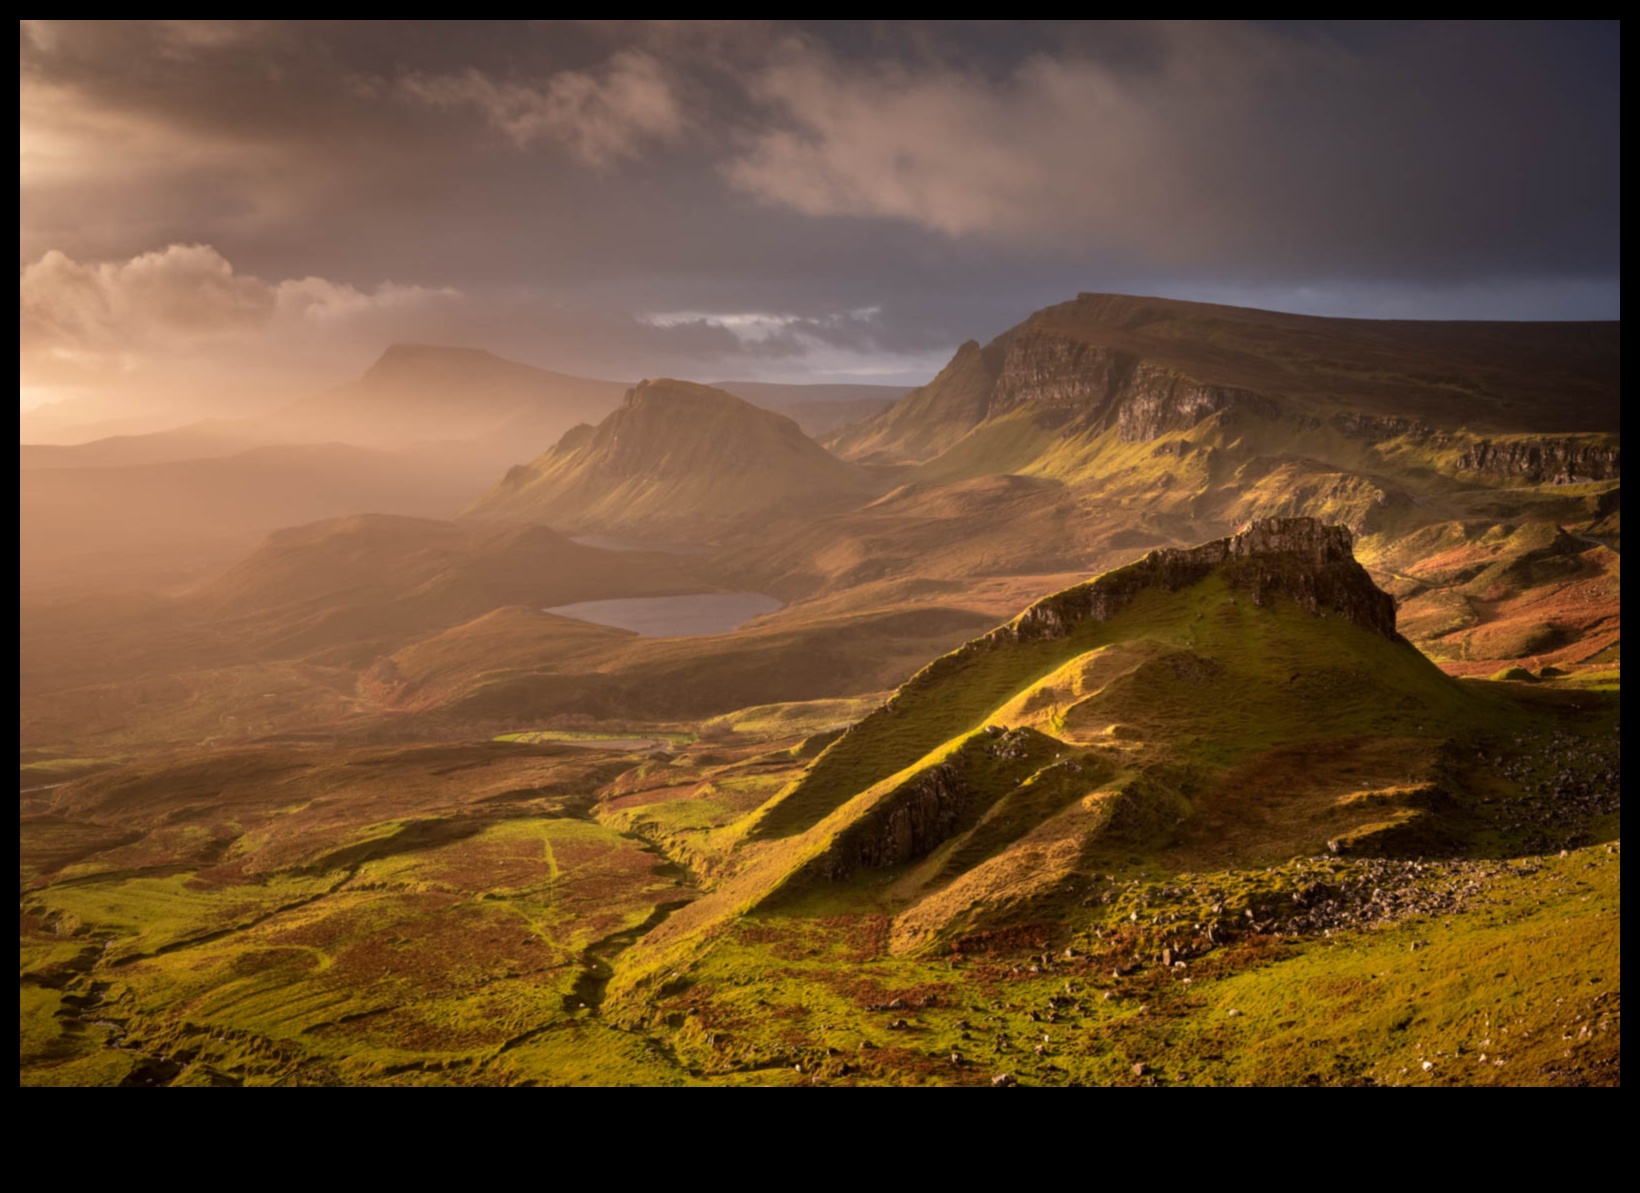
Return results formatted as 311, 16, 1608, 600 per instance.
832, 292, 1620, 466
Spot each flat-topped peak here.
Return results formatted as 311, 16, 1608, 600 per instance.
624, 377, 756, 408
1013, 517, 1396, 644
1213, 516, 1356, 564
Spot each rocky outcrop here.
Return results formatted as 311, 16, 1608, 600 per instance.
804, 762, 966, 881
1008, 517, 1398, 644
984, 330, 1279, 442
1114, 365, 1279, 443
1333, 413, 1440, 442
801, 727, 1059, 882
755, 518, 1414, 847
989, 332, 1132, 417
1457, 439, 1620, 484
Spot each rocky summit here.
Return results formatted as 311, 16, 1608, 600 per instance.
1009, 518, 1399, 645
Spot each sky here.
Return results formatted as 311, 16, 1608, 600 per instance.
18, 20, 1623, 426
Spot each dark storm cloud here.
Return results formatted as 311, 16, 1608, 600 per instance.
19, 20, 1621, 414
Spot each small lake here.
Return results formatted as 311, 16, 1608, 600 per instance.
570, 535, 712, 556
543, 592, 783, 637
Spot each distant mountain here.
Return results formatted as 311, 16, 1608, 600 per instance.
17, 350, 907, 599
775, 293, 1620, 675
19, 443, 488, 596
272, 344, 629, 450
19, 345, 630, 475
831, 293, 1620, 464
18, 400, 186, 447
470, 379, 878, 538
19, 420, 269, 470
19, 353, 911, 476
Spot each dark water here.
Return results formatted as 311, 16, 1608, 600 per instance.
543, 592, 783, 637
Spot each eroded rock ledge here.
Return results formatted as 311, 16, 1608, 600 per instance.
1007, 516, 1399, 644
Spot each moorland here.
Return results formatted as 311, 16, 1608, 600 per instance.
20, 294, 1619, 1086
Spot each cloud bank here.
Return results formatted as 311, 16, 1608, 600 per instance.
18, 21, 1620, 428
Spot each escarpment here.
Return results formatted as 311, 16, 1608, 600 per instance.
987, 330, 1132, 416
833, 293, 1617, 468
1457, 438, 1620, 483
1113, 365, 1279, 442
985, 329, 1280, 442
1327, 413, 1619, 484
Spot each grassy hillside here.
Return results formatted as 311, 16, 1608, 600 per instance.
19, 518, 1619, 1086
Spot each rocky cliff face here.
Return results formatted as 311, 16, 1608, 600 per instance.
985, 329, 1279, 442
988, 331, 1132, 417
1332, 412, 1438, 441
800, 727, 1058, 882
1328, 417, 1620, 486
1457, 439, 1621, 484
792, 519, 1402, 884
803, 762, 965, 881
1114, 365, 1279, 443
1009, 517, 1399, 644
835, 291, 1617, 465
755, 516, 1420, 850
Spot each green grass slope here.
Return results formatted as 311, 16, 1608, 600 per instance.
612, 518, 1520, 991
749, 517, 1423, 841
